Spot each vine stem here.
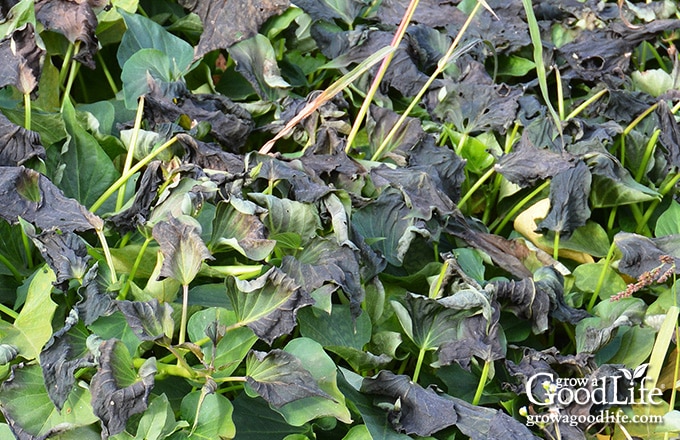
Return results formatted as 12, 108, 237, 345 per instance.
472, 359, 491, 405
116, 96, 146, 211
179, 283, 189, 346
412, 347, 427, 383
118, 236, 153, 300
345, 0, 421, 152
458, 166, 495, 210
588, 241, 617, 311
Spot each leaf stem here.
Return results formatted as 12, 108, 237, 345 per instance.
0, 301, 18, 320
58, 43, 75, 85
23, 93, 31, 131
0, 252, 22, 282
635, 129, 660, 182
472, 359, 491, 405
588, 241, 616, 311
346, 0, 420, 152
116, 96, 145, 211
19, 224, 33, 269
552, 231, 560, 262
61, 42, 81, 111
564, 88, 608, 121
119, 236, 153, 299
412, 347, 427, 383
89, 136, 178, 213
179, 283, 189, 346
458, 166, 495, 210
492, 180, 550, 234
96, 51, 119, 95
96, 227, 117, 285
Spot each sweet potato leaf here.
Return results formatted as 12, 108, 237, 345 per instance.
0, 23, 44, 95
228, 34, 290, 101
29, 230, 90, 291
90, 339, 157, 438
116, 299, 174, 343
249, 193, 321, 244
209, 199, 276, 261
152, 217, 213, 286
0, 113, 44, 166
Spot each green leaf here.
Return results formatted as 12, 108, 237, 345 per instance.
496, 55, 536, 77
575, 297, 647, 353
11, 266, 57, 359
209, 199, 276, 261
534, 220, 611, 258
126, 394, 187, 440
297, 304, 371, 350
276, 338, 352, 425
88, 311, 143, 356
54, 99, 120, 210
0, 0, 35, 38
249, 193, 321, 245
187, 307, 257, 377
655, 200, 680, 236
117, 9, 194, 72
120, 48, 176, 109
228, 34, 290, 101
606, 326, 656, 367
231, 394, 309, 440
227, 267, 313, 345
0, 364, 98, 438
573, 261, 628, 300
179, 391, 235, 439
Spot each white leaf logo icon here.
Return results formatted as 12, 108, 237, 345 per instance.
633, 364, 648, 380
618, 368, 632, 381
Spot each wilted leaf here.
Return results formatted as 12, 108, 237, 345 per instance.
116, 299, 174, 343
360, 370, 457, 436
586, 151, 660, 207
90, 339, 156, 438
0, 113, 44, 166
75, 263, 114, 326
229, 34, 290, 101
209, 199, 276, 261
655, 99, 680, 171
152, 217, 213, 286
35, 0, 98, 69
294, 0, 364, 24
249, 193, 321, 244
250, 154, 333, 202
0, 23, 44, 95
29, 230, 90, 291
108, 161, 163, 234
178, 0, 290, 59
39, 310, 95, 410
614, 232, 680, 279
246, 349, 331, 408
177, 133, 246, 171
575, 297, 647, 353
227, 267, 313, 345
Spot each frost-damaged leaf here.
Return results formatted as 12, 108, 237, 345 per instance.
108, 161, 163, 234
376, 0, 463, 27
280, 237, 363, 315
177, 134, 245, 173
116, 299, 174, 343
0, 363, 98, 440
228, 267, 313, 345
246, 349, 331, 408
152, 217, 213, 286
144, 87, 254, 152
229, 34, 290, 101
360, 370, 456, 436
613, 232, 680, 279
352, 188, 429, 267
367, 105, 425, 160
0, 23, 44, 95
575, 297, 647, 353
586, 152, 660, 207
90, 339, 157, 438
655, 99, 680, 171
294, 0, 364, 24
178, 0, 290, 59
209, 199, 276, 261
35, 0, 98, 69
250, 154, 332, 202
29, 230, 90, 291
40, 309, 95, 410
495, 133, 578, 187
0, 113, 44, 166
76, 263, 114, 326
536, 160, 592, 239
491, 266, 589, 334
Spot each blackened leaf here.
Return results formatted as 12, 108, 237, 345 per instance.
0, 363, 98, 440
537, 160, 592, 238
361, 370, 458, 436
405, 136, 467, 204
614, 232, 680, 279
209, 199, 276, 261
40, 309, 95, 410
107, 161, 163, 233
586, 152, 660, 207
116, 299, 174, 343
495, 133, 578, 187
280, 237, 363, 314
0, 166, 101, 232
246, 349, 331, 408
152, 217, 213, 285
370, 165, 456, 221
250, 154, 332, 202
35, 0, 98, 69
249, 193, 321, 244
294, 0, 364, 24
376, 0, 464, 27
177, 134, 245, 172
656, 99, 680, 171
0, 113, 45, 166
90, 339, 157, 438
178, 0, 290, 59
227, 267, 313, 345
452, 393, 541, 440
29, 230, 90, 291
367, 105, 425, 160
76, 263, 114, 326
229, 34, 289, 101
0, 23, 44, 95
352, 188, 429, 267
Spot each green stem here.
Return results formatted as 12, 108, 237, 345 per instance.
492, 180, 550, 234
96, 228, 117, 285
412, 347, 427, 383
472, 359, 491, 406
555, 66, 564, 121
89, 136, 178, 213
179, 283, 189, 346
23, 93, 31, 131
430, 260, 449, 299
345, 0, 420, 152
564, 89, 608, 121
635, 129, 660, 182
552, 231, 560, 262
458, 166, 495, 210
19, 225, 33, 269
119, 236, 153, 299
58, 43, 75, 85
636, 173, 680, 235
133, 358, 194, 379
96, 51, 119, 95
588, 241, 617, 311
61, 42, 81, 111
0, 301, 18, 320
117, 96, 146, 211
0, 252, 22, 282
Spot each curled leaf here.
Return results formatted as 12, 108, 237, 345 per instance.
0, 23, 44, 95
152, 217, 213, 285
0, 113, 45, 166
29, 230, 90, 291
116, 299, 175, 343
